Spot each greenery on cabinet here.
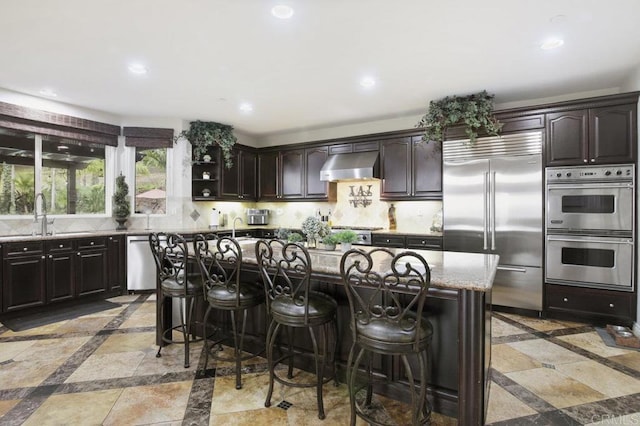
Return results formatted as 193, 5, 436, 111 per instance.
333, 229, 358, 244
416, 90, 503, 145
113, 173, 130, 230
176, 120, 237, 168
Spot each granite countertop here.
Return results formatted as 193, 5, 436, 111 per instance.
235, 240, 497, 293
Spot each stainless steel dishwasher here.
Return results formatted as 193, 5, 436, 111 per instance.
127, 235, 157, 291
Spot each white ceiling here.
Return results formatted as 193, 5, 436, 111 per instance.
1, 0, 640, 136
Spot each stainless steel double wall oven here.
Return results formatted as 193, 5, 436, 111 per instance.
545, 164, 635, 291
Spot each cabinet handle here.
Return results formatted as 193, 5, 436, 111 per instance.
609, 303, 614, 308
386, 239, 390, 243
90, 241, 95, 245
563, 297, 568, 302
41, 255, 46, 259
77, 252, 81, 256
23, 247, 28, 251
583, 159, 588, 163
59, 244, 64, 248
590, 159, 595, 163
421, 240, 426, 244
49, 255, 53, 259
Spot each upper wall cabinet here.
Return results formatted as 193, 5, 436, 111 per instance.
380, 135, 442, 201
258, 147, 336, 201
191, 147, 220, 201
220, 147, 257, 201
546, 103, 637, 166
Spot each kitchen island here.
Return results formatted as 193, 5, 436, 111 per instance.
157, 242, 498, 425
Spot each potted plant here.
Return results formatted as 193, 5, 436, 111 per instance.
416, 90, 503, 146
176, 120, 237, 168
287, 232, 304, 243
318, 234, 338, 251
301, 216, 330, 249
333, 229, 358, 252
113, 173, 130, 230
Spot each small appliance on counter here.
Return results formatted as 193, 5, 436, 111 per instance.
246, 209, 269, 225
210, 208, 222, 229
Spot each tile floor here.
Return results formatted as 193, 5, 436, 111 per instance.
0, 293, 639, 425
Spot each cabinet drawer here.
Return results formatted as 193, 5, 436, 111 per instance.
46, 239, 74, 253
546, 285, 632, 319
77, 237, 107, 250
353, 141, 380, 152
3, 241, 44, 257
372, 234, 406, 248
406, 236, 442, 250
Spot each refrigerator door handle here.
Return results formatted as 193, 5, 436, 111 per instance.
483, 171, 489, 250
490, 171, 496, 250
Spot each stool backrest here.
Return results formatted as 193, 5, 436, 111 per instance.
255, 239, 313, 320
149, 232, 189, 287
339, 248, 431, 348
193, 233, 243, 303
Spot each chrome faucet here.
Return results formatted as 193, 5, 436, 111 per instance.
232, 217, 243, 239
34, 192, 54, 236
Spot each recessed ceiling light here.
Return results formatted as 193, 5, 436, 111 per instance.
540, 37, 564, 50
39, 88, 57, 97
128, 63, 148, 75
360, 76, 376, 88
271, 4, 294, 19
239, 103, 253, 113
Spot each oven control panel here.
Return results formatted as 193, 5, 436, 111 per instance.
547, 164, 635, 182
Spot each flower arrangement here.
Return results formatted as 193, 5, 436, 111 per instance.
287, 232, 304, 243
301, 216, 330, 242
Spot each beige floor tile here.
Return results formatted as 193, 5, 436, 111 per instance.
134, 302, 158, 314
507, 338, 586, 366
134, 341, 203, 375
491, 343, 541, 373
0, 358, 63, 390
500, 313, 569, 332
103, 381, 192, 425
211, 372, 271, 414
491, 318, 526, 338
0, 340, 36, 362
108, 294, 142, 304
64, 351, 145, 382
0, 399, 20, 417
94, 331, 156, 355
209, 344, 266, 369
22, 388, 122, 426
0, 321, 67, 337
13, 336, 90, 363
83, 306, 126, 318
53, 316, 113, 333
209, 407, 288, 426
557, 331, 634, 358
609, 351, 640, 372
555, 359, 640, 398
506, 367, 606, 408
120, 312, 156, 328
485, 383, 537, 423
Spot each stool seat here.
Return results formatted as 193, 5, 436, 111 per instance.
271, 290, 337, 326
160, 277, 202, 297
354, 314, 433, 353
205, 281, 263, 310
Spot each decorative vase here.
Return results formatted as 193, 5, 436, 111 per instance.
341, 242, 352, 252
319, 242, 336, 251
115, 216, 128, 231
306, 238, 317, 249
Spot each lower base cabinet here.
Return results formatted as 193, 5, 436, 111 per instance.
2, 247, 46, 312
46, 239, 75, 303
545, 284, 635, 326
76, 237, 108, 297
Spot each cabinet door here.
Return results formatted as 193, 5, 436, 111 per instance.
220, 148, 241, 198
412, 136, 442, 199
280, 149, 305, 199
47, 251, 74, 303
191, 148, 219, 200
546, 110, 589, 166
108, 236, 126, 293
305, 146, 330, 199
258, 151, 279, 200
76, 249, 108, 297
589, 104, 636, 164
380, 137, 412, 199
240, 150, 257, 200
2, 255, 46, 312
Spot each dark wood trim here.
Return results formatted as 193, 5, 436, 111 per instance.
0, 117, 118, 146
123, 127, 174, 148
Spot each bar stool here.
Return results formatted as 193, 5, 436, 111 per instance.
150, 232, 203, 368
255, 239, 338, 420
193, 233, 264, 389
340, 248, 433, 426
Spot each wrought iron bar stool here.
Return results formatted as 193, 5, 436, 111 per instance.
193, 233, 265, 389
255, 239, 338, 420
150, 232, 203, 368
340, 248, 433, 426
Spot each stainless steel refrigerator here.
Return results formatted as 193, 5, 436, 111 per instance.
443, 131, 543, 311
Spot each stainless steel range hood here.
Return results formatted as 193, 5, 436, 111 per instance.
319, 151, 380, 181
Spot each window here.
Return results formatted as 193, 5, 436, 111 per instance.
0, 129, 106, 215
134, 147, 167, 214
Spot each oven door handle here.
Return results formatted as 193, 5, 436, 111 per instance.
547, 182, 633, 190
547, 235, 633, 244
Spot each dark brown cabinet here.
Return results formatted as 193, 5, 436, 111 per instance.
107, 235, 126, 293
545, 284, 635, 325
191, 147, 220, 200
75, 238, 108, 297
372, 233, 443, 250
546, 103, 636, 166
258, 147, 335, 201
46, 239, 75, 304
220, 148, 257, 200
380, 136, 442, 200
2, 241, 46, 312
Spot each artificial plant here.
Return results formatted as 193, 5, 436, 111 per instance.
416, 90, 503, 145
176, 120, 237, 168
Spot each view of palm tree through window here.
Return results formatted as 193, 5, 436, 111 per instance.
0, 129, 106, 215
135, 147, 167, 214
